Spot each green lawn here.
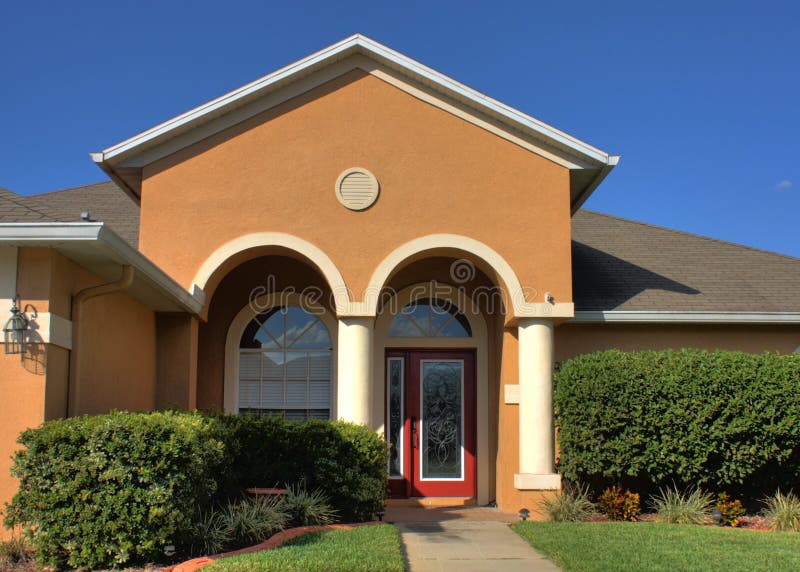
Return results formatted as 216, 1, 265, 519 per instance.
206, 524, 404, 572
514, 521, 800, 572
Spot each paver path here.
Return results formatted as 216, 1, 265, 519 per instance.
398, 520, 561, 572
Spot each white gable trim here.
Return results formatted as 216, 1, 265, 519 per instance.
91, 35, 617, 182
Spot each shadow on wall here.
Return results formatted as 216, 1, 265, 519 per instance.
23, 312, 46, 375
571, 241, 700, 310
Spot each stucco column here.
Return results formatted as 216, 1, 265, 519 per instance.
336, 317, 373, 425
514, 318, 561, 490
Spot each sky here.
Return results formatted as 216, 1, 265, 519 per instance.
1, 1, 798, 257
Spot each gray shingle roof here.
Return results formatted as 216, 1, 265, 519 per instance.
0, 181, 139, 246
572, 210, 800, 312
0, 187, 54, 222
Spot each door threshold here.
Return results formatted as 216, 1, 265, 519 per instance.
386, 497, 477, 507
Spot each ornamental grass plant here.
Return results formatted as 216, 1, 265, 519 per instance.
538, 483, 596, 522
650, 485, 714, 525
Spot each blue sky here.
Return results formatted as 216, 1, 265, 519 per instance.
2, 1, 798, 256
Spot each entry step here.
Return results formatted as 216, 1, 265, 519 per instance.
386, 497, 477, 507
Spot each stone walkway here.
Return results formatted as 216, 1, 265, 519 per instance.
388, 507, 560, 572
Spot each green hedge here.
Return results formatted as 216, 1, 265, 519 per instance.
4, 412, 387, 569
555, 349, 800, 500
5, 411, 227, 569
216, 416, 388, 522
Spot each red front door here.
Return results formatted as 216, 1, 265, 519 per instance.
386, 350, 476, 498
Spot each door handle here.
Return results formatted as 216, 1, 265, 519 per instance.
411, 416, 418, 449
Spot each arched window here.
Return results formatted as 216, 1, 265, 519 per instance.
389, 298, 472, 338
238, 306, 332, 420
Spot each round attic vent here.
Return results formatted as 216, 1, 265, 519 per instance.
335, 168, 379, 211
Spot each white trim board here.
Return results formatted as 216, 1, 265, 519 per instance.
0, 222, 203, 314
572, 311, 800, 324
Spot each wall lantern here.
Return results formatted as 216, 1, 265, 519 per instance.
3, 296, 30, 355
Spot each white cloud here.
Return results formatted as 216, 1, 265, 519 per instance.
776, 179, 793, 191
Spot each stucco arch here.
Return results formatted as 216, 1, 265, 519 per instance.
362, 234, 527, 317
191, 232, 351, 315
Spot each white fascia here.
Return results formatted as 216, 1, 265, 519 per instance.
91, 34, 616, 169
572, 310, 800, 324
0, 222, 203, 314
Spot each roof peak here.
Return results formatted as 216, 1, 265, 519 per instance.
91, 34, 618, 204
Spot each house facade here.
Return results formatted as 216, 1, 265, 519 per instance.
1, 35, 798, 523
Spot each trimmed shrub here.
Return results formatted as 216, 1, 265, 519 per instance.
537, 482, 595, 522
217, 416, 387, 522
5, 412, 387, 569
598, 486, 640, 521
555, 350, 800, 501
650, 485, 713, 525
5, 411, 226, 569
4, 412, 386, 568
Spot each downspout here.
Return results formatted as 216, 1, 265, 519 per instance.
67, 265, 134, 417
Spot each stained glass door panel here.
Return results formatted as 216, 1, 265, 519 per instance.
386, 349, 475, 499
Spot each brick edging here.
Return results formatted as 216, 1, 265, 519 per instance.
162, 521, 380, 572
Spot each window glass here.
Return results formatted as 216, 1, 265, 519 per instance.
389, 298, 472, 338
238, 307, 332, 420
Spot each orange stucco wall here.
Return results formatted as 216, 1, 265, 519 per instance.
0, 248, 159, 536
555, 323, 800, 360
138, 69, 573, 306
71, 292, 156, 416
0, 350, 46, 536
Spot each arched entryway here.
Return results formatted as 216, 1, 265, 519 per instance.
196, 250, 341, 413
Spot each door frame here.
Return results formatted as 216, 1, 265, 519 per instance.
385, 348, 477, 498
372, 282, 490, 504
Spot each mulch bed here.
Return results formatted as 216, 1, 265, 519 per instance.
584, 512, 771, 531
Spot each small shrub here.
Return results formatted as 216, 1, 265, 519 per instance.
0, 536, 33, 567
280, 484, 338, 527
763, 490, 800, 532
220, 496, 288, 549
716, 493, 746, 527
650, 485, 713, 525
538, 483, 595, 522
598, 486, 640, 521
190, 508, 233, 556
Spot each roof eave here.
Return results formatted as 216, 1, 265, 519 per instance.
570, 155, 620, 213
0, 222, 203, 314
572, 310, 800, 324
